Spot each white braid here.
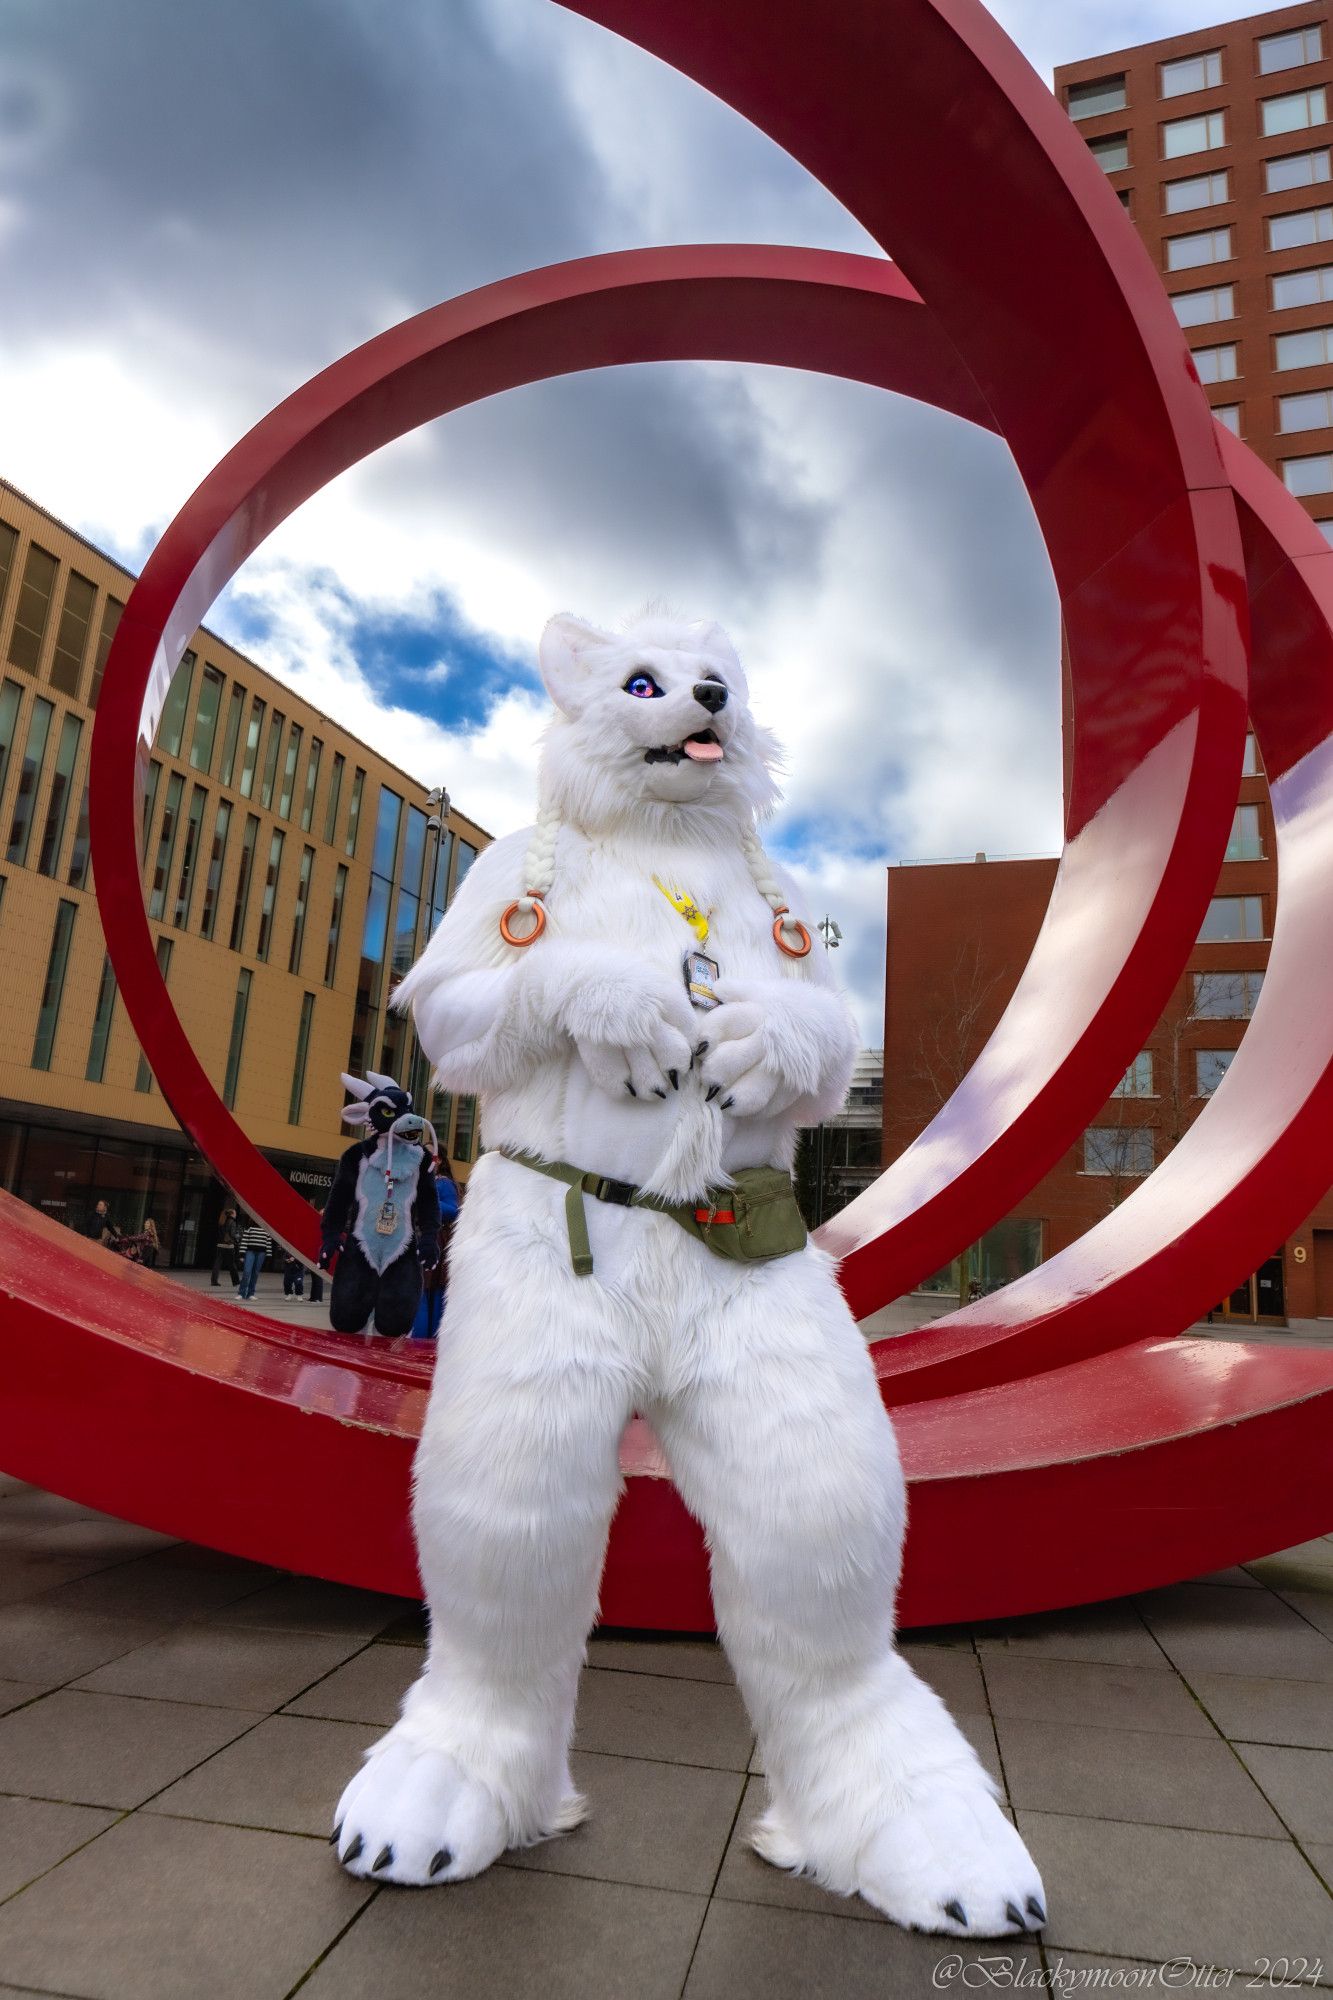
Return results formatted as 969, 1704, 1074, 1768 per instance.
515, 799, 561, 915
742, 828, 808, 952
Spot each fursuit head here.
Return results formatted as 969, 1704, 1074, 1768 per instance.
332, 611, 1046, 1940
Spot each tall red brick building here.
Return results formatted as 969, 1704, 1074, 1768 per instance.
882, 3, 1333, 1327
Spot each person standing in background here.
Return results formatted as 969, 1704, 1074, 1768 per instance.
212, 1207, 240, 1288
307, 1198, 325, 1305
237, 1216, 273, 1301
84, 1199, 118, 1249
141, 1215, 161, 1269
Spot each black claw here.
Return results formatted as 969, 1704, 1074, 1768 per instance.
625, 1081, 637, 1097
1006, 1902, 1025, 1930
344, 1834, 363, 1864
330, 1823, 343, 1846
373, 1845, 393, 1873
429, 1848, 452, 1878
1026, 1897, 1046, 1926
705, 1084, 721, 1102
721, 1096, 735, 1110
653, 1087, 667, 1098
944, 1900, 968, 1929
667, 1070, 679, 1090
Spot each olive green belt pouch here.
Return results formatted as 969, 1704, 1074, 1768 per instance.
499, 1151, 807, 1276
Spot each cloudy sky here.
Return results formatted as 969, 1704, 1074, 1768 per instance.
1, 0, 1231, 1039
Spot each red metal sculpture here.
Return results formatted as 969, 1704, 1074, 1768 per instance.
2, 0, 1330, 1625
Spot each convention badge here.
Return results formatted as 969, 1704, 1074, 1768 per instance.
375, 1200, 399, 1235
684, 948, 722, 1011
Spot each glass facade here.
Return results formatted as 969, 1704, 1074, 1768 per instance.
223, 969, 252, 1110
199, 798, 232, 942
147, 770, 185, 920
255, 828, 285, 961
259, 711, 285, 809
289, 992, 315, 1125
348, 786, 401, 1076
86, 597, 123, 709
173, 783, 208, 928
31, 900, 78, 1070
190, 665, 224, 772
229, 813, 260, 951
66, 780, 91, 890
35, 711, 81, 877
324, 752, 345, 844
345, 767, 365, 855
7, 545, 58, 674
0, 679, 21, 805
278, 723, 302, 819
325, 863, 348, 986
157, 652, 195, 758
238, 696, 266, 798
300, 737, 322, 832
288, 844, 314, 974
85, 956, 118, 1084
218, 684, 245, 786
48, 572, 96, 698
6, 695, 54, 865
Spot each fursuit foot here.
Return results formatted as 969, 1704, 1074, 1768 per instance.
333, 1735, 586, 1888
754, 1777, 1047, 1939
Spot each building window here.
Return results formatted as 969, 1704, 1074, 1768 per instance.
1173, 285, 1235, 325
1266, 146, 1331, 192
1243, 731, 1260, 775
1112, 1052, 1154, 1097
135, 937, 173, 1091
345, 766, 366, 855
6, 545, 58, 674
1275, 323, 1333, 369
289, 992, 315, 1125
1166, 226, 1232, 270
228, 813, 260, 952
380, 805, 428, 1079
189, 665, 224, 773
288, 844, 314, 974
35, 712, 82, 877
455, 839, 478, 889
1165, 169, 1230, 213
1214, 403, 1242, 433
1160, 50, 1222, 98
259, 712, 285, 810
173, 783, 208, 928
1282, 451, 1333, 492
6, 695, 54, 865
324, 862, 348, 986
237, 696, 266, 798
0, 678, 19, 806
1068, 75, 1126, 119
1259, 25, 1324, 75
372, 785, 404, 878
1226, 802, 1265, 859
300, 737, 322, 833
86, 597, 123, 710
348, 787, 401, 1074
1268, 203, 1333, 249
453, 1094, 478, 1164
1320, 519, 1333, 542
85, 955, 118, 1084
278, 722, 302, 820
218, 683, 245, 786
157, 651, 195, 758
1163, 110, 1226, 157
147, 770, 184, 920
1192, 970, 1264, 1018
48, 572, 96, 699
1083, 1126, 1153, 1177
31, 899, 77, 1070
1193, 343, 1239, 382
66, 781, 91, 890
1262, 87, 1328, 137
1196, 1048, 1235, 1096
428, 824, 454, 937
139, 758, 161, 863
255, 828, 285, 962
1088, 132, 1130, 172
1280, 387, 1333, 431
1199, 894, 1265, 941
222, 968, 252, 1111
324, 751, 345, 844
1273, 263, 1333, 309
199, 798, 232, 942
0, 523, 16, 626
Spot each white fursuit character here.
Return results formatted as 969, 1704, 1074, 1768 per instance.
333, 612, 1046, 1938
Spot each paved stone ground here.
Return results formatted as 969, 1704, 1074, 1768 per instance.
0, 1474, 1329, 1998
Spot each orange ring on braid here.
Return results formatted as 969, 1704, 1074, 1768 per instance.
772, 906, 812, 958
500, 895, 547, 947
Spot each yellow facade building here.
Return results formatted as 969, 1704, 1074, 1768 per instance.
0, 478, 490, 1266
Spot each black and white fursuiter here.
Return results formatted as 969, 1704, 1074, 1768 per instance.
331, 613, 1046, 1940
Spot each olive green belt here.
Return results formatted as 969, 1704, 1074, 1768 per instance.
497, 1147, 807, 1276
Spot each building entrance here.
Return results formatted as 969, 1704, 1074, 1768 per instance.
1214, 1254, 1286, 1326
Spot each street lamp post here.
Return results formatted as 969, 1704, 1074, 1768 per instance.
813, 915, 842, 1226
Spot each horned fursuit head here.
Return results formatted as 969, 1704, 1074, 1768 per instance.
332, 612, 1046, 1939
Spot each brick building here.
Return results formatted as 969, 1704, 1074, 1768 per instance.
882, 4, 1333, 1327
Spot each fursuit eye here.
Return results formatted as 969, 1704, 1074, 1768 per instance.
624, 672, 663, 699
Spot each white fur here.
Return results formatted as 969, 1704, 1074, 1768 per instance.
337, 614, 1045, 1936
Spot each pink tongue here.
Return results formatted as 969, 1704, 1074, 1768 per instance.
683, 738, 724, 762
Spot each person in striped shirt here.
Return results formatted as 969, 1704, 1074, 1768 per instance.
236, 1218, 273, 1301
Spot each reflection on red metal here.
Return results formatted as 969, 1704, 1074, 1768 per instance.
1, 0, 1320, 1623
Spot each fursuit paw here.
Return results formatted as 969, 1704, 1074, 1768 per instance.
578, 1014, 695, 1104
697, 1002, 800, 1118
854, 1783, 1046, 1938
333, 1739, 511, 1887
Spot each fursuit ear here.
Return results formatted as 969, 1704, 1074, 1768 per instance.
340, 1103, 373, 1127
340, 1073, 372, 1099
538, 613, 612, 716
688, 620, 748, 698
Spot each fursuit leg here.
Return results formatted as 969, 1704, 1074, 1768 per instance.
647, 1247, 1046, 1938
334, 1234, 635, 1886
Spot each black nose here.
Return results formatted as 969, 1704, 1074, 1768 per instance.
693, 681, 728, 714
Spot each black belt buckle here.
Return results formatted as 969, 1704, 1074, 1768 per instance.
591, 1175, 636, 1207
